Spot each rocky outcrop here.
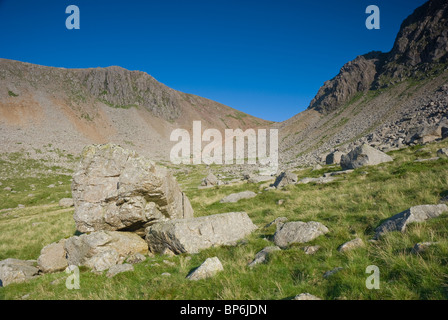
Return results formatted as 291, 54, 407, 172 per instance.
273, 221, 329, 248
72, 144, 194, 236
0, 259, 39, 287
145, 212, 257, 254
374, 204, 448, 239
64, 231, 148, 272
341, 144, 393, 170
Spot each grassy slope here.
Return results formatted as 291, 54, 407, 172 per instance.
1, 142, 448, 300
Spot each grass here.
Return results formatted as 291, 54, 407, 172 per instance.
1, 141, 448, 300
8, 90, 18, 97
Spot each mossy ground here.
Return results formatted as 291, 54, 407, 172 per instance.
1, 141, 448, 300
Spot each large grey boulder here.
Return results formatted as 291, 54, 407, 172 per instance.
146, 212, 257, 254
374, 204, 448, 239
37, 239, 68, 273
186, 257, 223, 281
405, 125, 443, 145
0, 259, 39, 287
341, 144, 393, 170
220, 191, 257, 203
273, 221, 329, 248
64, 231, 148, 272
272, 171, 298, 189
72, 144, 193, 236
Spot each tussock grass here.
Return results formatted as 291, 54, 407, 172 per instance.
1, 141, 448, 299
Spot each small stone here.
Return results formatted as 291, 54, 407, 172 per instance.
301, 245, 321, 255
293, 293, 321, 300
338, 238, 364, 252
248, 246, 281, 268
163, 260, 175, 267
161, 272, 171, 277
58, 198, 74, 208
126, 253, 147, 264
106, 264, 134, 278
323, 267, 343, 279
411, 242, 437, 254
186, 257, 224, 281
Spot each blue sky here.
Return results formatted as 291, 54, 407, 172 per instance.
0, 0, 428, 122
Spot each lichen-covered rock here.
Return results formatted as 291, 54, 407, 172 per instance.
146, 212, 257, 254
341, 144, 393, 170
64, 231, 148, 272
273, 221, 329, 248
186, 257, 223, 281
374, 204, 448, 239
72, 144, 193, 236
0, 259, 39, 287
37, 239, 68, 273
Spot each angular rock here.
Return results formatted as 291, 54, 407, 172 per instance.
264, 217, 288, 229
293, 293, 322, 300
248, 246, 280, 268
201, 173, 220, 187
337, 238, 364, 252
72, 144, 193, 236
186, 257, 223, 281
220, 191, 257, 203
37, 239, 68, 273
436, 148, 448, 158
298, 176, 335, 185
272, 171, 298, 188
0, 259, 39, 287
405, 125, 443, 145
374, 204, 448, 239
64, 230, 148, 272
273, 221, 329, 248
341, 144, 393, 170
106, 263, 134, 278
58, 198, 74, 208
326, 151, 344, 165
146, 212, 257, 254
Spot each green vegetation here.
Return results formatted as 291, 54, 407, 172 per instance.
8, 90, 18, 97
1, 141, 448, 300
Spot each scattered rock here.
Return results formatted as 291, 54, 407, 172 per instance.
58, 198, 74, 208
273, 221, 329, 248
72, 144, 194, 236
341, 144, 393, 170
17, 204, 25, 209
414, 157, 440, 162
323, 267, 343, 279
146, 212, 257, 254
246, 175, 274, 184
436, 148, 448, 158
301, 245, 320, 255
264, 217, 288, 229
272, 171, 298, 189
3, 187, 12, 192
106, 264, 134, 278
161, 272, 171, 277
186, 257, 223, 281
298, 176, 335, 185
200, 173, 222, 188
65, 231, 148, 272
37, 239, 68, 273
411, 242, 437, 254
163, 260, 175, 266
0, 259, 39, 287
248, 246, 280, 268
323, 170, 354, 177
126, 253, 147, 264
337, 238, 364, 252
293, 293, 322, 300
220, 191, 257, 203
47, 184, 55, 188
276, 199, 285, 206
374, 204, 448, 239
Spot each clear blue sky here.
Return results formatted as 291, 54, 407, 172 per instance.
0, 0, 428, 122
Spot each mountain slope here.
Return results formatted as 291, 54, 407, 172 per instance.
279, 0, 448, 167
0, 59, 271, 162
